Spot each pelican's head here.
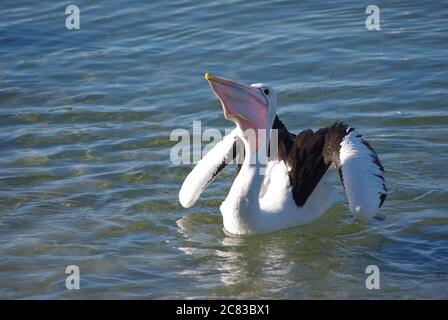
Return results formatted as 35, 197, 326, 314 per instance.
205, 73, 277, 141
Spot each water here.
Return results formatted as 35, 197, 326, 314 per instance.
0, 0, 447, 299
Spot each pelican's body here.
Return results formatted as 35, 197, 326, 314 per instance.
220, 158, 338, 235
179, 74, 387, 235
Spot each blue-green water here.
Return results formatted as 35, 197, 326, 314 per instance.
0, 0, 447, 299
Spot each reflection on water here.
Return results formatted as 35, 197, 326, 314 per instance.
176, 207, 448, 299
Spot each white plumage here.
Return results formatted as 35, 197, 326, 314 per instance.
179, 128, 239, 208
178, 73, 386, 235
339, 130, 385, 219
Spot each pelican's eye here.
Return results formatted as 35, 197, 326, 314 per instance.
263, 88, 270, 96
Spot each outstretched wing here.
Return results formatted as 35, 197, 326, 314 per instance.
323, 122, 387, 219
275, 117, 387, 218
179, 128, 244, 208
285, 126, 332, 207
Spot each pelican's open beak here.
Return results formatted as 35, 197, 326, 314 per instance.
205, 73, 268, 134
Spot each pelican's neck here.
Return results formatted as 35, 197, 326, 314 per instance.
238, 134, 266, 201
221, 128, 269, 234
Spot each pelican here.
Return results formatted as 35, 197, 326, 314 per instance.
179, 73, 387, 235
